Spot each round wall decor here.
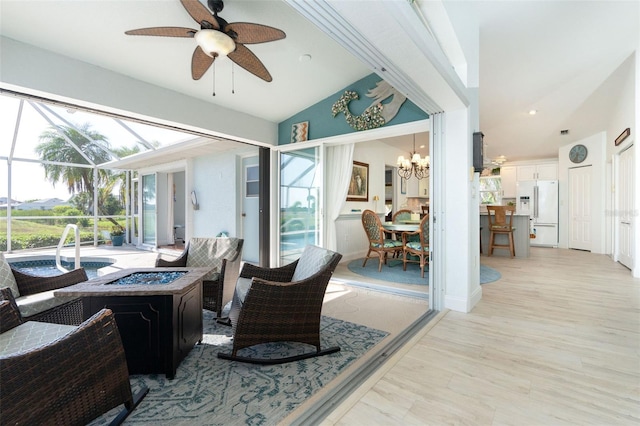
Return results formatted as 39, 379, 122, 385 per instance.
569, 144, 588, 163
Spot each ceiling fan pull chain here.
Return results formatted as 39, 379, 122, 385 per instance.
232, 63, 235, 94
212, 63, 216, 96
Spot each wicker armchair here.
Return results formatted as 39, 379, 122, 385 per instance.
361, 209, 403, 271
0, 289, 148, 426
156, 237, 243, 318
1, 253, 87, 325
219, 245, 343, 364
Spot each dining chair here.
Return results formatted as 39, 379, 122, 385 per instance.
486, 205, 516, 258
392, 209, 412, 222
386, 209, 413, 243
402, 214, 430, 277
361, 209, 403, 272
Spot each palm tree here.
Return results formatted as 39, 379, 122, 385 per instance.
36, 123, 113, 195
36, 123, 125, 226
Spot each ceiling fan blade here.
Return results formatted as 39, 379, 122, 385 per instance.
225, 23, 286, 44
125, 27, 196, 37
227, 44, 272, 82
180, 0, 219, 29
192, 46, 215, 80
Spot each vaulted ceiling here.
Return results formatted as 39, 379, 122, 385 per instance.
1, 0, 637, 163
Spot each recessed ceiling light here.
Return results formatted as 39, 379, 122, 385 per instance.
529, 109, 537, 115
299, 54, 312, 62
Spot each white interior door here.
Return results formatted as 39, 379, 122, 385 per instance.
241, 157, 260, 264
617, 145, 634, 268
569, 166, 592, 251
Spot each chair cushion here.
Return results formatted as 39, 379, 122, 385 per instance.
406, 241, 428, 251
15, 291, 77, 319
371, 239, 403, 249
0, 253, 20, 298
187, 237, 241, 281
291, 245, 335, 282
0, 321, 76, 356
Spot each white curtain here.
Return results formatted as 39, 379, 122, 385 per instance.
167, 173, 175, 244
325, 143, 354, 251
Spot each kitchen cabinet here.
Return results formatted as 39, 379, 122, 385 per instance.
418, 177, 429, 197
517, 163, 557, 181
500, 166, 517, 198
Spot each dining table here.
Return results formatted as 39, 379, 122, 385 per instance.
382, 220, 420, 233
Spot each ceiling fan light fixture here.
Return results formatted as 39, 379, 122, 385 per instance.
195, 29, 235, 57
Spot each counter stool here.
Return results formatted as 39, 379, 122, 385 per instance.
487, 205, 516, 258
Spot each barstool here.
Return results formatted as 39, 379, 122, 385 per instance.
487, 205, 516, 258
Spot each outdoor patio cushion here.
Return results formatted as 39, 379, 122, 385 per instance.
291, 245, 336, 281
0, 321, 77, 356
186, 237, 241, 281
0, 253, 20, 298
15, 290, 77, 318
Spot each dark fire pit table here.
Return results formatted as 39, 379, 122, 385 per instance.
55, 267, 210, 379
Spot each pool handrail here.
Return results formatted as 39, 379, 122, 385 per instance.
56, 224, 81, 273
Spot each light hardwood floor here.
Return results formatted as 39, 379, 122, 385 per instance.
323, 248, 640, 425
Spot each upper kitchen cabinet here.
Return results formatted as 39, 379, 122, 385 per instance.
500, 166, 517, 198
516, 162, 558, 181
418, 177, 429, 197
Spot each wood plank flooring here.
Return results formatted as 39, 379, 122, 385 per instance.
323, 248, 640, 425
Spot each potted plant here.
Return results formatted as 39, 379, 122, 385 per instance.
110, 225, 125, 246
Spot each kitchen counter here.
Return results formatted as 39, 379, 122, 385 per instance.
480, 213, 530, 258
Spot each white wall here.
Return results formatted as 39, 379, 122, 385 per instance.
192, 151, 243, 238
0, 37, 278, 146
442, 108, 480, 313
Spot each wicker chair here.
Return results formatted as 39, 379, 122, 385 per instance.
156, 237, 243, 318
0, 288, 148, 426
1, 253, 87, 325
402, 214, 430, 277
361, 209, 403, 271
218, 245, 343, 364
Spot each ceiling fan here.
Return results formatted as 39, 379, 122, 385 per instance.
125, 0, 286, 82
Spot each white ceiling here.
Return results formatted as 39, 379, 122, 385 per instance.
0, 0, 637, 164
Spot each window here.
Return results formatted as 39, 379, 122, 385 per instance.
479, 176, 502, 205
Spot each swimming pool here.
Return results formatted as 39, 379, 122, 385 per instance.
9, 257, 115, 279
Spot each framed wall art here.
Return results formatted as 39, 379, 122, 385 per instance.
346, 161, 369, 201
615, 128, 630, 146
291, 121, 309, 143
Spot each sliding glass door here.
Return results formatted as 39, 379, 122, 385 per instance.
279, 147, 322, 265
141, 173, 157, 246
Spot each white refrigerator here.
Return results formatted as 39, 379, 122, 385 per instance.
516, 180, 559, 247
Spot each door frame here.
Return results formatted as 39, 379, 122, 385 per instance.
613, 143, 634, 268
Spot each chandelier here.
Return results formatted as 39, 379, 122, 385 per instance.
397, 135, 430, 180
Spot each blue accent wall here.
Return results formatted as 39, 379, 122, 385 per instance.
278, 74, 428, 145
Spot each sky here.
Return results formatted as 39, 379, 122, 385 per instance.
0, 94, 192, 202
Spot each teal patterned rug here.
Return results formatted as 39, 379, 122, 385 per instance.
347, 259, 501, 285
91, 311, 388, 425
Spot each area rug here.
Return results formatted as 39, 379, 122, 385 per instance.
480, 264, 501, 284
347, 259, 501, 285
91, 311, 388, 426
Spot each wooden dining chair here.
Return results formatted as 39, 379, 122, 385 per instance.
402, 214, 430, 277
361, 209, 403, 271
386, 209, 413, 243
487, 205, 516, 258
